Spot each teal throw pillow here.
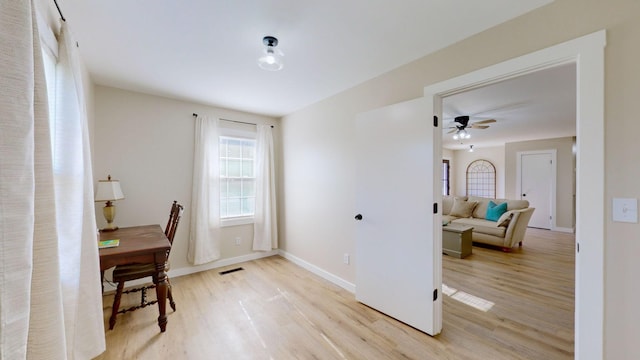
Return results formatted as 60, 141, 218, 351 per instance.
485, 201, 508, 222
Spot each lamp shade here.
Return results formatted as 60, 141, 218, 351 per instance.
95, 176, 124, 202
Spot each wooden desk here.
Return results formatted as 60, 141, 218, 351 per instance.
99, 225, 171, 332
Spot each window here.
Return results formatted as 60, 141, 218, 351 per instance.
442, 159, 450, 196
219, 136, 256, 219
466, 159, 496, 198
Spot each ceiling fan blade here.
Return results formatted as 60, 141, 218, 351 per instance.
447, 129, 456, 134
473, 119, 496, 124
470, 125, 490, 129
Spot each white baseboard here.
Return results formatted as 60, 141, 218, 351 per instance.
102, 250, 279, 293
553, 226, 575, 233
278, 250, 356, 294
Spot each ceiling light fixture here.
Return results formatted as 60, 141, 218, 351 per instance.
469, 145, 474, 152
258, 36, 283, 71
452, 128, 470, 140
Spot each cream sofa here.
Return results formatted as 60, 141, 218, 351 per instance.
442, 196, 535, 251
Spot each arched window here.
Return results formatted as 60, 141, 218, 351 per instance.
466, 160, 496, 198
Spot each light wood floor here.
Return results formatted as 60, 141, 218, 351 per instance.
95, 228, 574, 359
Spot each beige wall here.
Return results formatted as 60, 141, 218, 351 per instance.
280, 0, 640, 358
93, 86, 279, 274
505, 137, 575, 230
451, 145, 506, 198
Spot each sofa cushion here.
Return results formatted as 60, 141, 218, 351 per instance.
496, 211, 514, 227
468, 196, 529, 218
504, 199, 529, 211
485, 201, 508, 221
449, 198, 477, 218
468, 197, 493, 219
442, 196, 454, 215
452, 218, 507, 238
442, 196, 466, 215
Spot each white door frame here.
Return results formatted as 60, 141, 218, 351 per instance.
424, 30, 605, 359
516, 149, 557, 230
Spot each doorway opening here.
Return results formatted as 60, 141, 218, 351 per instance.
426, 30, 605, 357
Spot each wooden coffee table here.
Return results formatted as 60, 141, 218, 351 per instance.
442, 223, 473, 258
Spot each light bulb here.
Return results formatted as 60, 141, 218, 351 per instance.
453, 133, 459, 140
265, 54, 275, 65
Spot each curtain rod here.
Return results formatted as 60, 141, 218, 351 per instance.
53, 0, 66, 21
192, 113, 273, 128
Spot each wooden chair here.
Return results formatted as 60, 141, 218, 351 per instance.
109, 200, 184, 329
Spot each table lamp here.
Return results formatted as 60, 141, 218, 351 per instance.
95, 175, 125, 232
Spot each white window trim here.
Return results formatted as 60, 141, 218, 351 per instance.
221, 216, 254, 227
219, 125, 257, 225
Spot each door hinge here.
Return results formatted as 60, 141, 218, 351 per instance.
577, 243, 580, 253
433, 203, 438, 214
433, 288, 438, 301
433, 115, 438, 127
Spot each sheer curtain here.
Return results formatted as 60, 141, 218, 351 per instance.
188, 115, 222, 265
253, 125, 278, 251
52, 22, 106, 359
0, 2, 105, 359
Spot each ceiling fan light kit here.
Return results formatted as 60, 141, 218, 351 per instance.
258, 36, 284, 71
453, 129, 471, 140
447, 115, 496, 140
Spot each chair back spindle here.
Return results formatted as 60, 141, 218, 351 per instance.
164, 200, 184, 245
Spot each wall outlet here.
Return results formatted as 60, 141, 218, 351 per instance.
343, 253, 350, 265
235, 237, 241, 246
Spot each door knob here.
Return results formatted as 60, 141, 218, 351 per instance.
354, 214, 363, 220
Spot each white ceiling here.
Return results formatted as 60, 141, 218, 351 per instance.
59, 0, 553, 117
442, 63, 576, 150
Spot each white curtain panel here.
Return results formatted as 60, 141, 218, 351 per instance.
253, 125, 278, 251
0, 2, 105, 358
188, 116, 222, 265
0, 2, 52, 357
51, 23, 106, 359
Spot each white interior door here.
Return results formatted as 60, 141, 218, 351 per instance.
519, 151, 554, 229
355, 97, 441, 335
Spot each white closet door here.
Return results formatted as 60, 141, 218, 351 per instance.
520, 151, 554, 229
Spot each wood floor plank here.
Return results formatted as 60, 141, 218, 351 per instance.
95, 228, 574, 359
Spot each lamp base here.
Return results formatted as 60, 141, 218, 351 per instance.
102, 201, 119, 232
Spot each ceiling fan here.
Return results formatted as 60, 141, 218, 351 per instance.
446, 115, 496, 140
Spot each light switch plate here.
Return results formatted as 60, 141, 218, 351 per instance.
613, 198, 638, 223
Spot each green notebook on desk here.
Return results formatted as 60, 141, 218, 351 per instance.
98, 239, 120, 249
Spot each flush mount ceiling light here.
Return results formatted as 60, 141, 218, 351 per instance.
257, 36, 283, 71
